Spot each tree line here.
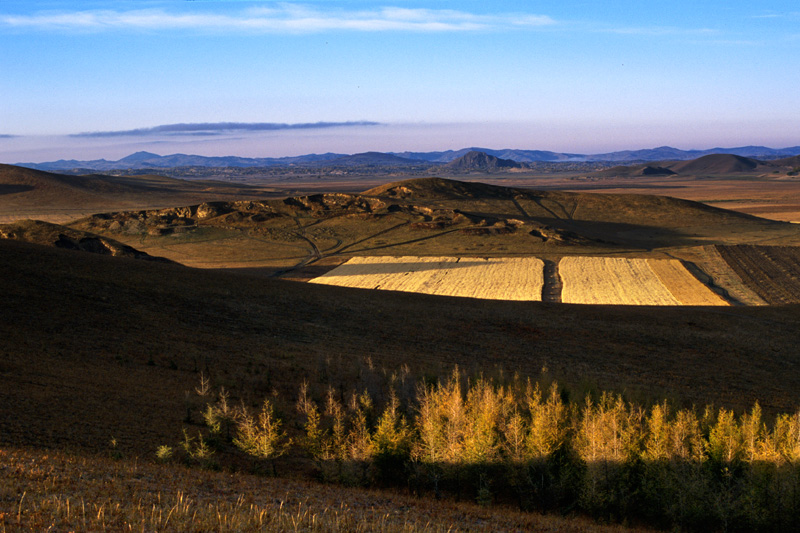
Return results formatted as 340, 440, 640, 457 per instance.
168, 368, 800, 532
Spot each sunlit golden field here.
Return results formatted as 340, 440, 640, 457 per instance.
310, 256, 545, 300
309, 255, 732, 306
646, 258, 729, 306
560, 257, 730, 306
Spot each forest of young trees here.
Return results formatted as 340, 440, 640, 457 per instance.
175, 368, 800, 532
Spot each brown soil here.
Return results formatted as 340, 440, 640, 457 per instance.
715, 245, 800, 305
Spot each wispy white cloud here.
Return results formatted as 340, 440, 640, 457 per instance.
751, 11, 800, 20
72, 121, 382, 137
601, 26, 718, 37
0, 4, 555, 33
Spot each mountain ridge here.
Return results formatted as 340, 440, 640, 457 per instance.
17, 145, 800, 172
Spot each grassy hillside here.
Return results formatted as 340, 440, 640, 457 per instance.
0, 164, 277, 223
61, 178, 800, 278
2, 238, 800, 458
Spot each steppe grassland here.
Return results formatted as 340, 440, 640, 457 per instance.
310, 256, 545, 300
560, 257, 681, 305
646, 258, 729, 306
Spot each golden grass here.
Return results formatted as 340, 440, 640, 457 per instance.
309, 256, 544, 301
0, 447, 642, 532
645, 258, 729, 306
560, 257, 680, 305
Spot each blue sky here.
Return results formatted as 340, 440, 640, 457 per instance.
1, 0, 799, 162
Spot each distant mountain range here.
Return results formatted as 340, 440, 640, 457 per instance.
590, 153, 800, 178
17, 145, 800, 172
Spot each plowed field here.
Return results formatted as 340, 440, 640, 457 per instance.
559, 257, 728, 306
309, 256, 545, 300
646, 259, 729, 306
560, 257, 679, 305
716, 245, 800, 305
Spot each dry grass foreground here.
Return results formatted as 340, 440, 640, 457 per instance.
0, 447, 646, 532
560, 257, 728, 306
310, 256, 545, 301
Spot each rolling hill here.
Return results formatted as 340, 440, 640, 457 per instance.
668, 154, 762, 174
325, 151, 429, 166
591, 153, 782, 178
0, 163, 278, 223
0, 219, 173, 262
4, 169, 800, 531
56, 175, 798, 281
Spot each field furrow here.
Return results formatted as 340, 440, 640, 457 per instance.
646, 259, 729, 306
309, 256, 544, 300
560, 257, 680, 305
716, 245, 800, 305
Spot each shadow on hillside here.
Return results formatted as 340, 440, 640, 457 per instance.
533, 217, 778, 248
309, 258, 516, 277
306, 455, 800, 532
0, 184, 35, 195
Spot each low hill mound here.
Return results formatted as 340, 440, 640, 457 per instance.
363, 177, 517, 199
591, 164, 677, 178
0, 219, 173, 262
444, 150, 523, 172
364, 176, 761, 221
0, 163, 205, 213
0, 163, 204, 196
61, 176, 794, 274
359, 177, 788, 250
771, 155, 800, 167
327, 152, 426, 166
589, 154, 768, 178
639, 165, 677, 176
668, 154, 761, 174
0, 164, 272, 223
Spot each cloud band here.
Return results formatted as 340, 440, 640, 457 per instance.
1, 5, 555, 33
71, 121, 383, 138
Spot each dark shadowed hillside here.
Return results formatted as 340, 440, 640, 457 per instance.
0, 219, 173, 262
2, 239, 800, 457
668, 154, 762, 174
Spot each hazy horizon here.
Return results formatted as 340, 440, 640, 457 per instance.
5, 121, 800, 165
2, 1, 799, 163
